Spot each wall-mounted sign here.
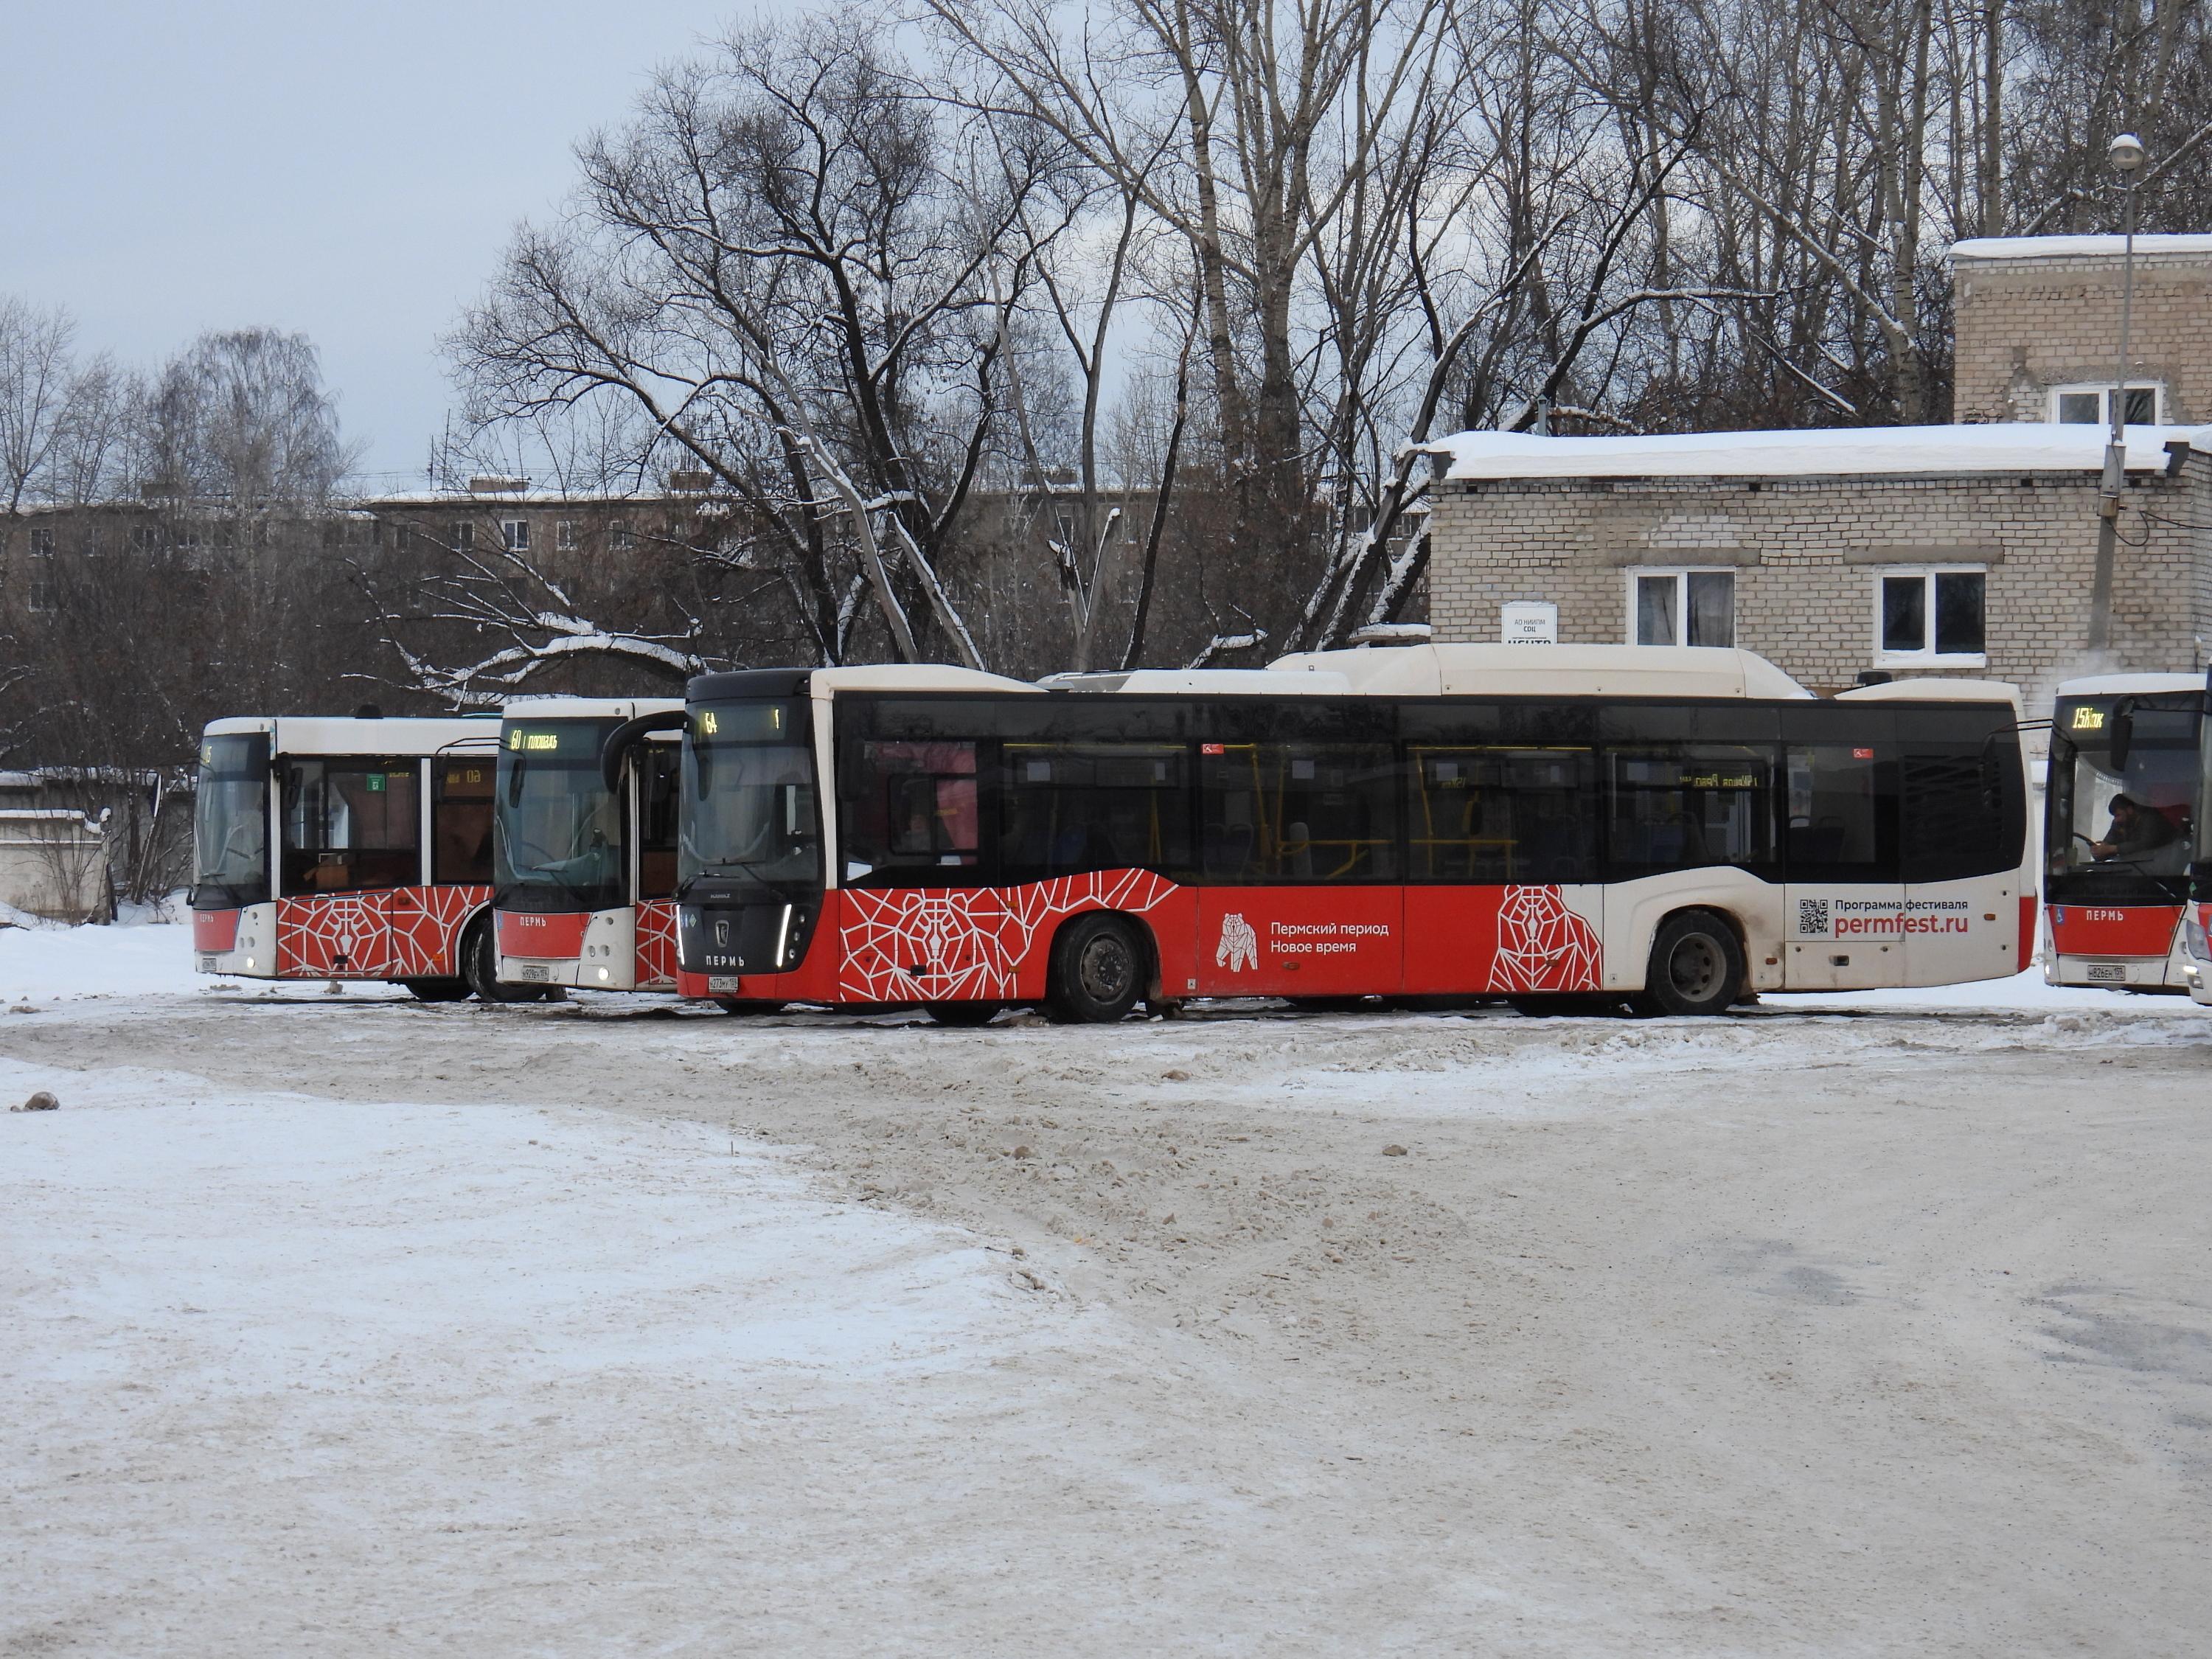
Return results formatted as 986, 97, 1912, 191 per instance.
1500, 602, 1558, 645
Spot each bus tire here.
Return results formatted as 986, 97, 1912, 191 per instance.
401, 978, 470, 1002
1633, 911, 1745, 1018
1043, 914, 1146, 1024
462, 917, 552, 1004
715, 999, 786, 1016
925, 1002, 1002, 1026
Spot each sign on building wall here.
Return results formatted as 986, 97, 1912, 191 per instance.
1500, 602, 1558, 645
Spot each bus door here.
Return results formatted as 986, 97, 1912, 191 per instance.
633, 737, 682, 988
1770, 708, 1899, 990
276, 757, 425, 976
1900, 714, 2030, 986
1192, 740, 1402, 998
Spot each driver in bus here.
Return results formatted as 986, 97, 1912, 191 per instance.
2090, 793, 2180, 862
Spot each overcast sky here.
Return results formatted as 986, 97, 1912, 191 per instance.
1, 1, 759, 484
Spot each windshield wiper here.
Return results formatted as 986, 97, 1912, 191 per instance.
678, 858, 790, 901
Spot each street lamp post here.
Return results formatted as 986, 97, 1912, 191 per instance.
2089, 131, 2146, 656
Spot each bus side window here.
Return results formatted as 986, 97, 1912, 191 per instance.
1201, 743, 1396, 883
1902, 734, 2023, 883
841, 740, 980, 883
1001, 744, 1189, 880
432, 759, 494, 885
1408, 748, 1596, 883
282, 759, 422, 894
1784, 745, 1893, 880
636, 742, 681, 900
1606, 745, 1776, 875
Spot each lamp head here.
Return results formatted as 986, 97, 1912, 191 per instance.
2108, 131, 2146, 174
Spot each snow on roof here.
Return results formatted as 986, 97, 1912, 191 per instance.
1950, 234, 2212, 262
1430, 423, 2212, 482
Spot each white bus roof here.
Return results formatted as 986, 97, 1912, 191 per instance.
2051, 672, 2203, 698
1039, 668, 1357, 695
204, 715, 502, 756
1835, 677, 2023, 712
809, 664, 1041, 695
499, 695, 683, 720
1266, 643, 1813, 700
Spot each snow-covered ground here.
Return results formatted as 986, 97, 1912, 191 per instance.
4, 922, 2210, 1654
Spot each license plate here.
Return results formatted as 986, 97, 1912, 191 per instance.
518, 964, 551, 982
2085, 962, 2126, 984
198, 955, 220, 973
706, 975, 742, 993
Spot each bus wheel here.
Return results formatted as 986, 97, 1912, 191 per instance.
1044, 914, 1145, 1024
1633, 912, 1744, 1018
463, 919, 552, 1004
715, 999, 786, 1016
925, 1002, 1002, 1027
400, 978, 470, 1002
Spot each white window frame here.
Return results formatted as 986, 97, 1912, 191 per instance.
1872, 565, 1989, 668
501, 517, 529, 553
1624, 566, 1736, 649
609, 519, 634, 552
2051, 382, 2164, 426
555, 518, 577, 552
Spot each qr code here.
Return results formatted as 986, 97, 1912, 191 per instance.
1797, 898, 1830, 936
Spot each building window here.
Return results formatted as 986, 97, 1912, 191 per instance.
1628, 568, 1734, 647
1877, 568, 1986, 664
610, 519, 634, 552
26, 524, 57, 613
452, 521, 475, 552
2053, 383, 2162, 425
501, 518, 529, 553
556, 519, 577, 552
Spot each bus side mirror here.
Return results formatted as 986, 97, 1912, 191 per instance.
2109, 700, 2135, 772
601, 709, 686, 795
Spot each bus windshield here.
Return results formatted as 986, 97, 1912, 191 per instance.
680, 698, 821, 893
495, 717, 625, 912
2048, 695, 2198, 900
193, 732, 271, 908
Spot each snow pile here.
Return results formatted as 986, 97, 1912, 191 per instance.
0, 919, 252, 1004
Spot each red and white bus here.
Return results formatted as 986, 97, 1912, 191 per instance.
2042, 674, 2201, 994
191, 714, 512, 998
493, 697, 684, 995
617, 646, 2033, 1022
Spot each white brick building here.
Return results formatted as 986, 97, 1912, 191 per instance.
1425, 233, 2212, 699
1425, 424, 2212, 698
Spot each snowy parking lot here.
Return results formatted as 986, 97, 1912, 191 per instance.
4, 925, 2210, 1655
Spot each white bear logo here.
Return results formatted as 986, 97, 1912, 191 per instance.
1216, 912, 1259, 973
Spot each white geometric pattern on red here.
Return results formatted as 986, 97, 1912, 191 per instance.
276, 885, 490, 979
1489, 885, 1602, 992
633, 899, 679, 990
840, 869, 1177, 1001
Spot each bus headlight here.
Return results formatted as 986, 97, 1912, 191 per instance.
2185, 916, 2210, 962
